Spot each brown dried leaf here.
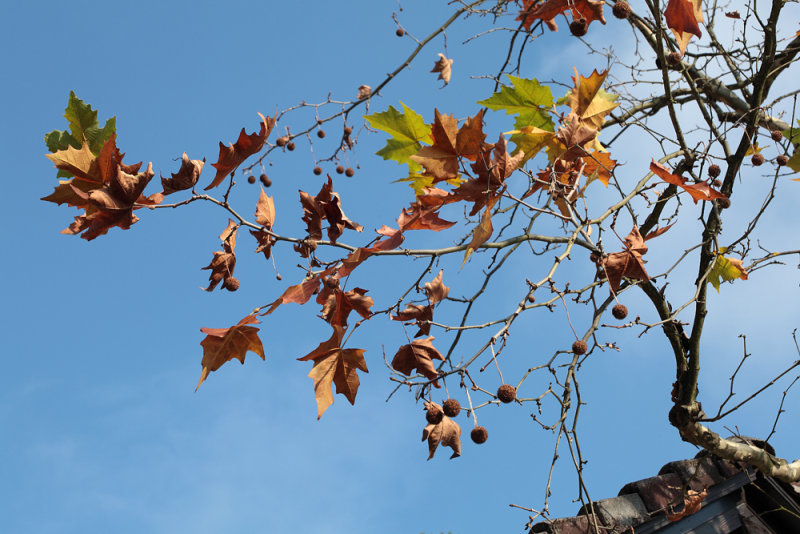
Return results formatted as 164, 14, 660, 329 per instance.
392, 337, 444, 386
196, 314, 265, 390
299, 177, 363, 243
602, 227, 649, 294
391, 303, 433, 337
317, 287, 374, 327
201, 219, 238, 291
262, 267, 336, 315
338, 225, 405, 278
664, 0, 703, 55
422, 402, 462, 459
424, 270, 450, 305
161, 152, 205, 195
522, 0, 606, 32
650, 160, 726, 203
431, 53, 454, 85
357, 85, 371, 99
206, 112, 276, 190
666, 488, 707, 521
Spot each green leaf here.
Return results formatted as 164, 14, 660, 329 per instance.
478, 75, 555, 131
784, 120, 800, 174
365, 102, 431, 172
708, 254, 748, 292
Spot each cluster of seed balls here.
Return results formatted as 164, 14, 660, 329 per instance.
569, 1, 631, 36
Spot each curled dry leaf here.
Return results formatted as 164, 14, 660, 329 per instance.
262, 267, 337, 315
338, 225, 405, 278
424, 270, 450, 305
650, 160, 726, 203
430, 53, 454, 86
357, 85, 371, 99
602, 227, 650, 294
392, 337, 444, 387
201, 219, 238, 291
316, 287, 374, 327
250, 187, 276, 259
196, 314, 265, 390
161, 152, 205, 195
299, 176, 363, 243
422, 401, 462, 459
206, 112, 276, 190
666, 488, 708, 521
519, 0, 606, 32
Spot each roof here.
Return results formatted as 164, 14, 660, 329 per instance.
530, 439, 800, 534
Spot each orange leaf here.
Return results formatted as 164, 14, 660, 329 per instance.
664, 0, 703, 55
431, 53, 453, 85
161, 152, 205, 195
392, 337, 444, 386
666, 488, 707, 521
196, 314, 265, 390
602, 227, 650, 294
206, 112, 276, 190
201, 219, 238, 292
523, 0, 606, 32
650, 160, 726, 203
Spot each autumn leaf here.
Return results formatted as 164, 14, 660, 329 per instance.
566, 69, 619, 131
424, 270, 450, 305
201, 219, 238, 291
206, 112, 276, 190
250, 187, 276, 259
666, 488, 707, 521
582, 151, 617, 187
410, 110, 487, 182
316, 287, 374, 327
392, 337, 444, 386
392, 270, 449, 336
298, 325, 368, 419
365, 102, 432, 173
454, 135, 524, 215
196, 314, 265, 391
478, 75, 555, 131
523, 0, 606, 33
422, 402, 461, 459
161, 152, 205, 195
262, 267, 336, 315
397, 194, 457, 232
299, 176, 363, 243
463, 200, 495, 265
664, 0, 703, 55
708, 253, 748, 291
431, 53, 454, 85
45, 91, 116, 178
650, 160, 727, 203
602, 227, 650, 294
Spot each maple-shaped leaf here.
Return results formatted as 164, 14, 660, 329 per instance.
478, 75, 555, 131
392, 337, 444, 386
454, 135, 524, 215
566, 69, 619, 131
197, 314, 265, 390
262, 267, 337, 315
43, 133, 122, 206
524, 0, 606, 32
555, 114, 598, 161
206, 112, 276, 190
391, 303, 434, 337
161, 152, 205, 195
250, 188, 277, 260
509, 126, 558, 164
650, 160, 727, 203
431, 53, 454, 85
708, 253, 748, 291
424, 270, 450, 305
298, 325, 368, 419
410, 110, 486, 181
397, 191, 457, 232
582, 151, 617, 187
299, 177, 363, 243
316, 287, 374, 327
422, 402, 461, 459
45, 91, 116, 178
338, 225, 405, 278
365, 102, 432, 172
664, 0, 703, 55
602, 227, 650, 294
202, 219, 238, 291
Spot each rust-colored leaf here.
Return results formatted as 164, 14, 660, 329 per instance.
196, 314, 265, 390
666, 488, 708, 521
454, 135, 523, 216
298, 325, 368, 419
338, 225, 405, 278
161, 152, 205, 195
317, 287, 374, 327
463, 202, 494, 265
201, 219, 238, 291
249, 187, 277, 260
522, 0, 606, 32
602, 227, 650, 294
392, 337, 444, 386
424, 270, 450, 305
650, 160, 726, 203
263, 267, 336, 315
664, 0, 703, 55
582, 151, 617, 187
431, 53, 453, 85
206, 112, 276, 190
422, 402, 461, 459
299, 177, 363, 243
391, 303, 434, 337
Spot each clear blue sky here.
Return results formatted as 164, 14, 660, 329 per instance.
2, 1, 799, 533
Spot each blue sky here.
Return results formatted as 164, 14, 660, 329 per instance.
3, 1, 800, 533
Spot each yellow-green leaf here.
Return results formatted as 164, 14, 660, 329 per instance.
708, 254, 748, 291
365, 102, 432, 172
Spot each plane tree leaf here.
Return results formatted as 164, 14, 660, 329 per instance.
206, 113, 276, 190
708, 253, 748, 291
196, 314, 265, 390
478, 75, 554, 131
365, 103, 432, 172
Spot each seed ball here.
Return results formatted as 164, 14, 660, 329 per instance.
612, 304, 628, 320
276, 273, 283, 281
276, 136, 288, 147
497, 384, 517, 404
317, 130, 326, 139
247, 175, 256, 184
345, 167, 355, 177
527, 294, 536, 304
751, 153, 764, 166
612, 0, 631, 19
471, 426, 488, 444
344, 126, 353, 136
708, 164, 721, 178
426, 406, 444, 425
442, 399, 461, 417
569, 18, 588, 37
286, 141, 296, 151
712, 179, 722, 188
590, 252, 600, 264
572, 340, 588, 355
336, 165, 345, 174
717, 197, 731, 209
313, 166, 322, 175
260, 174, 272, 187
771, 130, 783, 142
667, 51, 682, 67
777, 154, 789, 166
396, 28, 405, 37
223, 277, 240, 292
